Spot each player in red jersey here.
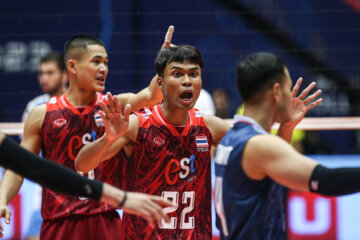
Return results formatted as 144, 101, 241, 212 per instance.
75, 45, 322, 239
0, 27, 175, 239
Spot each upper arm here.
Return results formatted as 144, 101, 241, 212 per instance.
20, 104, 46, 154
204, 115, 231, 147
243, 135, 318, 192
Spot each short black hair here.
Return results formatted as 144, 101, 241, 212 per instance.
154, 45, 204, 77
64, 34, 105, 63
40, 52, 66, 71
237, 52, 287, 102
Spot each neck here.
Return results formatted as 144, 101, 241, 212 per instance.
242, 103, 276, 132
65, 83, 97, 106
160, 102, 189, 126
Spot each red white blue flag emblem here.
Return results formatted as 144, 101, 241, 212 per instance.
196, 136, 208, 148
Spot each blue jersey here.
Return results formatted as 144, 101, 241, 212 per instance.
214, 115, 287, 240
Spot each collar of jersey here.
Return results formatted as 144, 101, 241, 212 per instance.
234, 115, 268, 135
62, 93, 100, 115
154, 105, 191, 137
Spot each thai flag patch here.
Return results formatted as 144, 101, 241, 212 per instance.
196, 136, 208, 148
195, 111, 203, 117
94, 112, 104, 127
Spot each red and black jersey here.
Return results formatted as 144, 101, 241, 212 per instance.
40, 93, 127, 220
122, 104, 212, 239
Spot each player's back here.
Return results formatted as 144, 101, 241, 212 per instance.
214, 115, 286, 240
122, 105, 212, 239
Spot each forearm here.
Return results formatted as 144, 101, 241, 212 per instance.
0, 170, 24, 205
309, 165, 360, 196
277, 123, 296, 143
0, 136, 102, 200
75, 134, 116, 172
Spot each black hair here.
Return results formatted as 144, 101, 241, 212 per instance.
40, 52, 66, 71
237, 52, 287, 102
64, 34, 105, 63
154, 45, 204, 77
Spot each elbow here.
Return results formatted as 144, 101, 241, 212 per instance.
74, 158, 90, 173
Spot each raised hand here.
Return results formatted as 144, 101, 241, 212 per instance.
161, 25, 176, 49
287, 77, 323, 127
99, 92, 131, 141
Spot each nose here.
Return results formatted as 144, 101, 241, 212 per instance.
182, 74, 192, 86
99, 63, 108, 73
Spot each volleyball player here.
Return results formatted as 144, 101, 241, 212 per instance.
0, 131, 171, 238
0, 27, 174, 239
213, 52, 360, 240
75, 45, 321, 239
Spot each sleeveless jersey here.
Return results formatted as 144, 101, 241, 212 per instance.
214, 115, 287, 240
122, 104, 212, 239
40, 93, 127, 220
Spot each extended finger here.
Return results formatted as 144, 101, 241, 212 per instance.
298, 82, 316, 100
140, 208, 155, 229
164, 26, 174, 44
5, 210, 10, 225
107, 92, 117, 114
303, 89, 322, 105
100, 101, 112, 117
153, 196, 174, 208
123, 104, 131, 122
147, 201, 170, 223
306, 98, 323, 110
292, 77, 303, 97
114, 96, 122, 114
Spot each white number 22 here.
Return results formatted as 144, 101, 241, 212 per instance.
160, 191, 195, 229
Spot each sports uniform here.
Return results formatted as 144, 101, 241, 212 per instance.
214, 115, 286, 240
122, 104, 212, 239
39, 93, 126, 239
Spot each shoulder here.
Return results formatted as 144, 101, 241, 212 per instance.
203, 115, 231, 146
115, 93, 136, 105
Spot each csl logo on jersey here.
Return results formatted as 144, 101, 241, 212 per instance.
94, 112, 104, 127
68, 130, 97, 160
196, 136, 209, 152
165, 155, 196, 185
53, 118, 67, 127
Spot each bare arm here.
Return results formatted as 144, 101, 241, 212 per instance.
75, 93, 138, 172
277, 77, 322, 143
243, 134, 318, 192
116, 74, 162, 112
204, 115, 231, 147
0, 105, 45, 235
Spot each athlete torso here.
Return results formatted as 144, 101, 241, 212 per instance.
122, 104, 212, 240
214, 115, 287, 240
40, 93, 126, 219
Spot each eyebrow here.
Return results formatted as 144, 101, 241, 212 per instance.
93, 55, 108, 59
170, 66, 200, 70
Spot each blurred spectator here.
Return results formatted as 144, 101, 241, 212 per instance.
212, 88, 231, 118
194, 89, 215, 115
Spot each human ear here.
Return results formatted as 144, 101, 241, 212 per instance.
157, 76, 164, 90
67, 59, 76, 74
272, 82, 281, 103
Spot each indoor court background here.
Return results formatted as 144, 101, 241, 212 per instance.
1, 0, 360, 239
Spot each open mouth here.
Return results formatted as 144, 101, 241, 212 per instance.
96, 77, 105, 82
180, 91, 193, 102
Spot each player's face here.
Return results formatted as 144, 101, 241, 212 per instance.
275, 67, 293, 123
38, 61, 64, 95
75, 44, 108, 92
161, 61, 202, 110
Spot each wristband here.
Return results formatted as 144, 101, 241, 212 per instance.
118, 191, 127, 208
